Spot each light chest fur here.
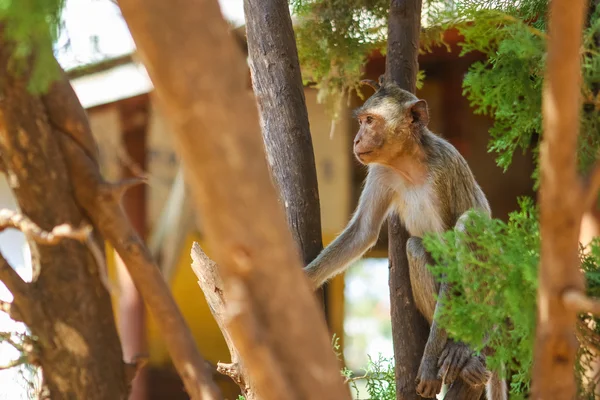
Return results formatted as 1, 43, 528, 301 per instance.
384, 170, 446, 237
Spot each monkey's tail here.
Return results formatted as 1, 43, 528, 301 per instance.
486, 370, 507, 400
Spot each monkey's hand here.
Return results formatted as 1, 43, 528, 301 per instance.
437, 340, 471, 384
459, 354, 491, 387
415, 356, 442, 398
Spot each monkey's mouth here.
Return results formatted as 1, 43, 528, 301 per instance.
356, 151, 373, 157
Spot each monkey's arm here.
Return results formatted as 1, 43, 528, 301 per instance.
305, 173, 393, 288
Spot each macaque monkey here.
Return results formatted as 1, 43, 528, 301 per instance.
304, 76, 507, 400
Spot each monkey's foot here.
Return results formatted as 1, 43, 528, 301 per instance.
416, 357, 442, 398
460, 355, 491, 387
437, 341, 471, 384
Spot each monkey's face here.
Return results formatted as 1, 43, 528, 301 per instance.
353, 113, 386, 165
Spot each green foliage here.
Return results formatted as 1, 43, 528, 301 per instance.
342, 354, 396, 400
0, 0, 65, 93
422, 199, 600, 398
291, 0, 428, 117
426, 0, 600, 185
423, 198, 538, 397
291, 0, 388, 116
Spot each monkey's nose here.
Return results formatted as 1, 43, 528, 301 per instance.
354, 138, 361, 145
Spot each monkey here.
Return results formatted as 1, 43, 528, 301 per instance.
304, 76, 507, 400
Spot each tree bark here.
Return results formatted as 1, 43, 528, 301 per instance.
243, 0, 327, 307
384, 1, 430, 399
244, 0, 323, 268
117, 0, 351, 399
533, 0, 589, 398
0, 33, 127, 399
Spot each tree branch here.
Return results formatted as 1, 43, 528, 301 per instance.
0, 355, 27, 371
0, 209, 91, 244
563, 289, 600, 315
191, 243, 257, 400
0, 331, 27, 353
0, 209, 113, 293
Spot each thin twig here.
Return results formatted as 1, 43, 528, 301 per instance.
0, 209, 114, 294
0, 331, 25, 352
564, 289, 600, 315
344, 373, 369, 384
0, 355, 27, 371
0, 209, 91, 244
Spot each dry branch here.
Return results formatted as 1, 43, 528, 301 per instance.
0, 209, 112, 293
117, 0, 350, 397
0, 355, 27, 371
0, 209, 91, 243
190, 243, 256, 400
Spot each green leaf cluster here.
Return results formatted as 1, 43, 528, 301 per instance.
423, 198, 538, 397
291, 0, 389, 116
431, 0, 600, 185
0, 0, 65, 93
342, 354, 396, 400
422, 198, 600, 398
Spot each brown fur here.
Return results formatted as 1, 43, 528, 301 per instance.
304, 78, 506, 400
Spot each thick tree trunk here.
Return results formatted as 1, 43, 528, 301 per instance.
384, 1, 430, 399
0, 35, 127, 399
244, 0, 323, 268
243, 0, 327, 308
118, 0, 351, 399
533, 0, 588, 398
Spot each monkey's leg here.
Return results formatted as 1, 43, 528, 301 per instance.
406, 237, 438, 324
408, 237, 487, 397
439, 342, 489, 386
407, 237, 445, 398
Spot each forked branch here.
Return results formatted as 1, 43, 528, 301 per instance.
0, 209, 111, 293
0, 209, 91, 244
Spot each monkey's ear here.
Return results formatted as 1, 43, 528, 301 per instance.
360, 79, 380, 92
409, 99, 429, 126
378, 75, 385, 87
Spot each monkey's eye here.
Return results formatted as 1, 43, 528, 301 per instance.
365, 116, 373, 124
